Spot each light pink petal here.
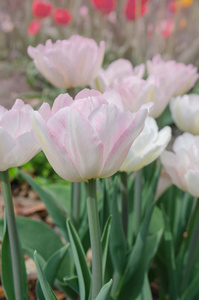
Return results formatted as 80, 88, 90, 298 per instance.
0, 127, 18, 171
0, 106, 7, 119
185, 170, 199, 198
32, 111, 82, 182
51, 93, 73, 115
47, 108, 104, 181
103, 89, 124, 110
38, 103, 51, 122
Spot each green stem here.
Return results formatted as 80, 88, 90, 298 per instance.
182, 199, 199, 290
72, 182, 81, 229
133, 169, 142, 236
120, 172, 128, 238
0, 170, 24, 300
86, 179, 102, 300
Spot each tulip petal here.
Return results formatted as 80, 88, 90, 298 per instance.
185, 170, 199, 198
0, 127, 18, 171
32, 111, 83, 182
47, 108, 104, 180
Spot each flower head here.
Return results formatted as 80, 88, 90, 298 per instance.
27, 19, 41, 35
91, 0, 116, 15
53, 8, 72, 25
32, 0, 52, 18
124, 0, 149, 21
170, 94, 199, 135
0, 100, 41, 171
32, 89, 149, 182
120, 117, 171, 172
27, 35, 105, 89
147, 54, 199, 97
161, 133, 199, 197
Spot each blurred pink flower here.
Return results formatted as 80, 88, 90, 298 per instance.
53, 8, 72, 25
92, 58, 145, 92
108, 75, 167, 118
79, 5, 89, 20
158, 20, 175, 39
27, 19, 41, 35
0, 99, 41, 171
27, 35, 105, 89
32, 89, 149, 182
161, 133, 199, 197
32, 0, 52, 18
147, 55, 199, 96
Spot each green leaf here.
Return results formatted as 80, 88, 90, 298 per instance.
101, 216, 112, 282
63, 276, 79, 294
34, 251, 58, 300
44, 184, 71, 214
37, 244, 70, 300
181, 269, 199, 300
19, 170, 69, 241
95, 279, 113, 300
67, 219, 91, 300
1, 214, 28, 300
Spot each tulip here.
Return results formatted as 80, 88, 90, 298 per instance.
91, 0, 116, 15
27, 35, 105, 89
27, 19, 41, 35
170, 94, 199, 135
32, 89, 150, 182
124, 0, 149, 21
107, 75, 169, 118
120, 117, 171, 172
0, 99, 41, 171
161, 133, 199, 197
32, 0, 52, 18
92, 58, 145, 92
53, 8, 72, 25
147, 54, 199, 97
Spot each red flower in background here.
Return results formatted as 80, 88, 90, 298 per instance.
27, 19, 41, 35
124, 0, 148, 21
32, 0, 52, 18
91, 0, 116, 15
53, 8, 72, 25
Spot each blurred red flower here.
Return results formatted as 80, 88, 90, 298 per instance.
91, 0, 116, 15
53, 8, 72, 25
27, 19, 41, 35
124, 0, 148, 21
32, 1, 52, 18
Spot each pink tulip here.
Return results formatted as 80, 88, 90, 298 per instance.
27, 35, 105, 89
32, 89, 149, 182
92, 58, 145, 92
161, 133, 199, 197
108, 75, 168, 118
147, 54, 199, 96
0, 99, 41, 171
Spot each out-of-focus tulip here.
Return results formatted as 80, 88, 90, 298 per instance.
27, 35, 105, 89
158, 20, 175, 39
32, 0, 52, 18
91, 0, 116, 15
168, 1, 179, 13
170, 94, 199, 135
0, 99, 41, 171
32, 89, 149, 182
124, 0, 148, 21
161, 133, 199, 197
105, 75, 169, 118
79, 5, 89, 20
53, 8, 72, 25
120, 117, 171, 172
147, 55, 199, 97
92, 58, 145, 93
27, 19, 41, 35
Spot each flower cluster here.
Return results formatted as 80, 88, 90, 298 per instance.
28, 0, 72, 35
